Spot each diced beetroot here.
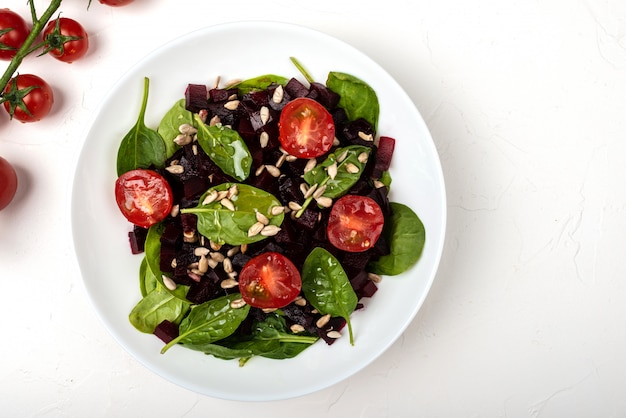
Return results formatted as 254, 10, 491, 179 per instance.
185, 84, 208, 113
284, 77, 309, 98
180, 213, 197, 236
208, 88, 230, 102
128, 226, 148, 254
183, 176, 208, 200
373, 136, 395, 178
318, 316, 346, 345
343, 253, 372, 276
359, 280, 378, 298
267, 84, 289, 111
308, 82, 340, 109
207, 101, 238, 127
154, 320, 179, 344
294, 208, 319, 231
236, 116, 256, 142
342, 118, 376, 147
186, 276, 221, 304
160, 222, 182, 247
159, 244, 177, 273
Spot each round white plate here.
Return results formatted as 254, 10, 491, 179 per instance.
71, 21, 446, 401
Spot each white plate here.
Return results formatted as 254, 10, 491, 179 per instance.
71, 21, 446, 401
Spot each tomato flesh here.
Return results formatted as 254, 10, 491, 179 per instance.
0, 156, 17, 210
327, 195, 385, 252
114, 169, 173, 228
239, 252, 302, 309
43, 17, 89, 63
0, 9, 29, 61
2, 74, 54, 123
278, 97, 335, 158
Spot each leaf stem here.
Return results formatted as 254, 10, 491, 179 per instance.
0, 0, 63, 96
290, 56, 315, 84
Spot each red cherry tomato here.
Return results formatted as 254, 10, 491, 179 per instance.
43, 17, 89, 63
278, 97, 335, 158
0, 9, 29, 61
239, 252, 302, 309
2, 74, 54, 123
99, 0, 135, 6
327, 195, 384, 252
0, 156, 17, 210
114, 169, 173, 228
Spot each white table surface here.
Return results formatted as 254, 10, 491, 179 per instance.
2, 0, 625, 416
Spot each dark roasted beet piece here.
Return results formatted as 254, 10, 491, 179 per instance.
308, 82, 340, 109
267, 84, 290, 111
183, 176, 208, 200
231, 252, 251, 271
374, 136, 395, 171
128, 226, 148, 254
342, 252, 373, 277
154, 320, 179, 344
236, 116, 256, 143
207, 101, 238, 127
282, 303, 316, 329
185, 84, 208, 113
359, 280, 378, 298
294, 208, 319, 231
342, 118, 376, 146
186, 275, 221, 304
180, 213, 197, 236
208, 88, 230, 102
159, 244, 177, 273
242, 90, 269, 108
318, 316, 347, 345
160, 221, 182, 247
278, 176, 304, 205
284, 77, 309, 98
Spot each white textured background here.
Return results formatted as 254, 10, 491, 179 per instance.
1, 0, 625, 416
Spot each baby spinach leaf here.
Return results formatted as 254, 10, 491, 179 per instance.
161, 293, 250, 354
200, 339, 279, 362
369, 202, 426, 275
302, 247, 358, 345
230, 74, 289, 95
116, 77, 167, 176
157, 99, 194, 158
304, 145, 371, 198
145, 223, 189, 302
326, 72, 379, 132
181, 183, 284, 246
194, 115, 252, 181
139, 257, 157, 297
129, 285, 190, 334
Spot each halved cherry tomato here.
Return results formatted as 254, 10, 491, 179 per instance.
0, 9, 29, 61
43, 17, 89, 63
2, 74, 54, 123
278, 97, 335, 158
238, 252, 302, 309
114, 169, 173, 228
327, 195, 384, 252
0, 156, 17, 210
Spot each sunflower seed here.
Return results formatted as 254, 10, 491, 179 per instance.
327, 162, 338, 179
294, 296, 307, 307
270, 205, 286, 216
162, 275, 177, 291
227, 184, 239, 199
304, 183, 318, 199
223, 257, 234, 274
304, 158, 317, 173
194, 247, 210, 257
316, 314, 331, 328
358, 131, 374, 141
312, 184, 327, 200
262, 308, 278, 313
192, 144, 199, 155
260, 106, 270, 125
183, 231, 197, 243
207, 258, 219, 270
345, 163, 360, 174
174, 133, 192, 146
166, 164, 184, 174
248, 222, 265, 237
170, 204, 180, 218
209, 115, 221, 126
224, 78, 242, 89
260, 225, 281, 236
373, 180, 386, 189
256, 211, 270, 225
336, 149, 349, 163
358, 152, 369, 164
272, 85, 284, 103
170, 258, 177, 268
288, 201, 302, 211
285, 155, 298, 163
210, 252, 225, 263
227, 246, 240, 258
179, 123, 197, 135
333, 137, 341, 146
202, 190, 219, 205
198, 109, 208, 123
299, 183, 309, 196
316, 196, 333, 208
228, 93, 238, 101
368, 272, 383, 283
265, 165, 281, 177
230, 298, 247, 309
209, 240, 222, 251
220, 278, 238, 289
290, 324, 305, 333
224, 100, 240, 111
327, 331, 342, 339
259, 131, 269, 148
275, 153, 287, 168
240, 243, 248, 254
198, 255, 209, 273
220, 198, 235, 211
255, 164, 266, 176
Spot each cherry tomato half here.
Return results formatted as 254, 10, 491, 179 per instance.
0, 156, 17, 210
239, 252, 302, 309
2, 74, 54, 123
0, 9, 29, 61
327, 195, 385, 253
99, 0, 135, 6
114, 169, 173, 228
43, 17, 89, 63
278, 97, 335, 159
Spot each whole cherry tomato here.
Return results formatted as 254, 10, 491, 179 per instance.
0, 156, 18, 210
0, 9, 29, 61
43, 17, 89, 63
2, 74, 54, 123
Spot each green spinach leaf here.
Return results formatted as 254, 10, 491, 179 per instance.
161, 293, 250, 354
129, 285, 190, 334
194, 115, 252, 181
145, 223, 189, 302
304, 145, 371, 198
326, 72, 379, 132
157, 99, 194, 158
139, 257, 157, 297
181, 183, 284, 246
116, 77, 167, 176
230, 74, 289, 95
369, 202, 426, 275
302, 247, 358, 345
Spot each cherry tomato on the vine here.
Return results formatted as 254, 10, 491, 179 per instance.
43, 17, 89, 63
115, 169, 174, 228
239, 252, 302, 309
99, 0, 135, 6
327, 195, 385, 253
0, 9, 29, 61
0, 156, 17, 211
2, 74, 54, 123
278, 97, 335, 158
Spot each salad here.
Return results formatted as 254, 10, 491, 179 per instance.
113, 58, 426, 365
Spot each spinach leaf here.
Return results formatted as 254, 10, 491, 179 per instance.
302, 247, 358, 345
129, 285, 190, 334
326, 72, 379, 132
116, 77, 167, 176
161, 293, 250, 354
194, 115, 252, 181
230, 74, 289, 95
139, 257, 157, 297
145, 223, 189, 302
181, 183, 284, 246
157, 99, 194, 158
254, 314, 318, 345
369, 202, 426, 275
304, 145, 371, 198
